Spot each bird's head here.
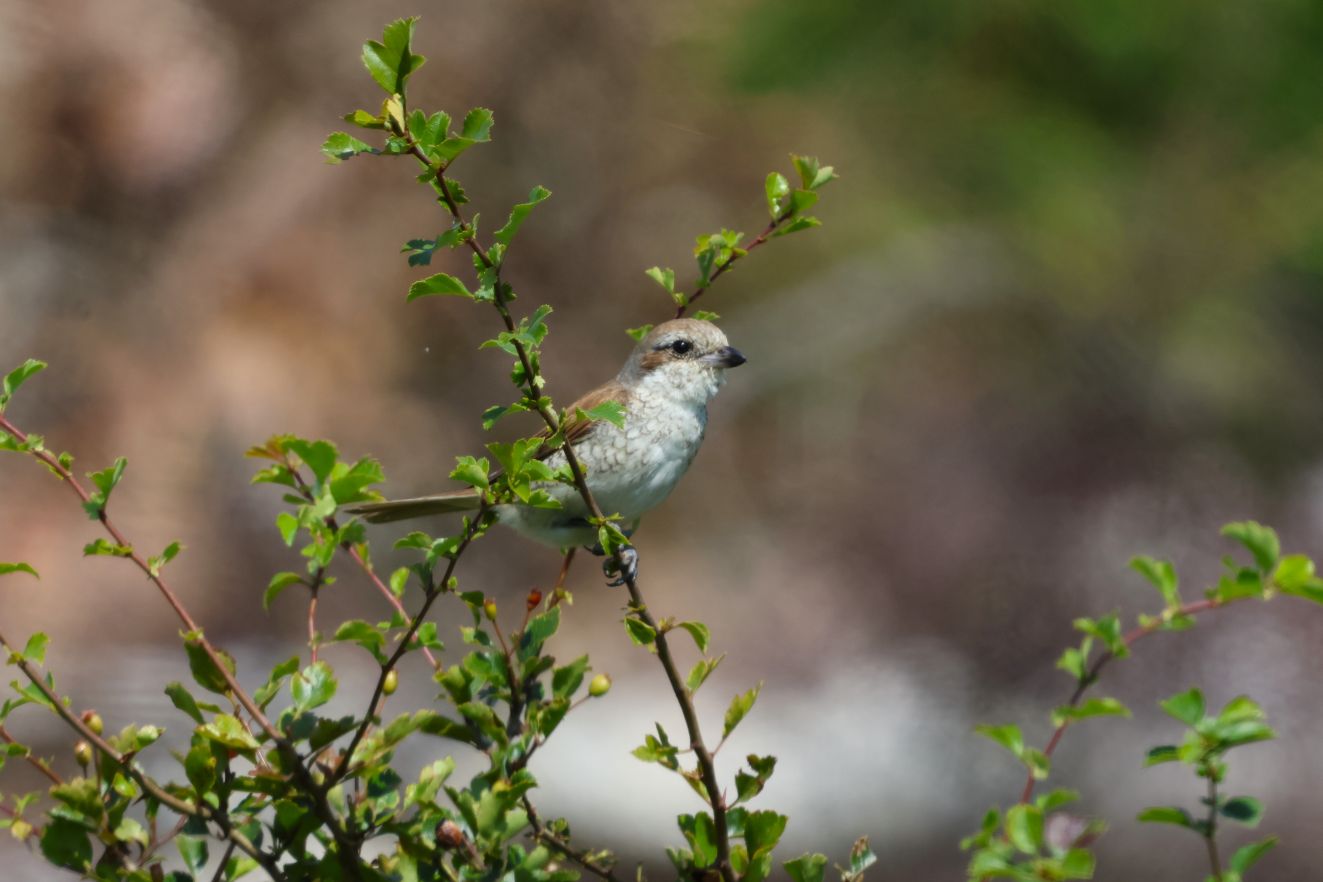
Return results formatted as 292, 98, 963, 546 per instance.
618, 318, 746, 403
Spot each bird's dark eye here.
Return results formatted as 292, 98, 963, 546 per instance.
670, 339, 693, 355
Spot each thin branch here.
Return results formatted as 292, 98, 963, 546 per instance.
1019, 597, 1224, 804
0, 724, 63, 786
678, 210, 790, 319
523, 797, 623, 882
1203, 769, 1223, 881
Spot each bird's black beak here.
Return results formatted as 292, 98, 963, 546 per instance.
716, 346, 746, 368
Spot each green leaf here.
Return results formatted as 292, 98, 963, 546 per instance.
519, 607, 560, 660
82, 538, 132, 557
264, 572, 304, 610
783, 853, 828, 882
1004, 804, 1044, 854
974, 723, 1024, 759
744, 810, 788, 882
408, 272, 473, 301
1220, 796, 1264, 827
321, 132, 376, 163
83, 457, 127, 518
20, 632, 48, 665
333, 620, 387, 663
1144, 745, 1180, 766
552, 655, 590, 700
1073, 614, 1129, 658
645, 266, 676, 294
1136, 806, 1194, 828
147, 541, 182, 577
494, 186, 551, 246
199, 714, 261, 753
765, 172, 790, 217
1051, 697, 1131, 726
40, 817, 92, 872
461, 107, 494, 141
1, 359, 46, 410
276, 511, 299, 546
574, 401, 626, 432
178, 836, 208, 875
686, 653, 724, 692
789, 154, 837, 191
624, 616, 656, 646
362, 17, 425, 95
678, 812, 718, 868
735, 754, 776, 804
1160, 687, 1205, 726
847, 836, 877, 877
626, 324, 654, 342
722, 683, 761, 739
1059, 849, 1095, 879
693, 309, 721, 322
292, 661, 337, 712
1222, 521, 1280, 573
1229, 837, 1278, 874
676, 621, 710, 653
184, 640, 235, 695
1131, 556, 1180, 607
164, 682, 206, 724
0, 563, 39, 580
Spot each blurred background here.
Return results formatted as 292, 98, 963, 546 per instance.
3, 0, 1323, 878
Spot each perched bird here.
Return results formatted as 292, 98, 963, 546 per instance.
351, 318, 746, 583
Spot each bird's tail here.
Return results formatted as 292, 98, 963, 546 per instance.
349, 490, 483, 524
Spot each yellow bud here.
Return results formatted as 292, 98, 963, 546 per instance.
74, 740, 93, 767
588, 673, 612, 697
81, 710, 103, 736
382, 669, 399, 696
483, 599, 498, 621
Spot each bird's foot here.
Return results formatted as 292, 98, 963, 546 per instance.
602, 545, 639, 587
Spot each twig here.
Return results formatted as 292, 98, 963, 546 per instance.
1203, 769, 1223, 881
0, 724, 63, 786
1019, 597, 1224, 804
523, 796, 623, 882
210, 840, 239, 882
678, 210, 790, 319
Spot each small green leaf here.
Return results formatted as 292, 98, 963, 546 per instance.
1131, 556, 1180, 608
644, 267, 676, 294
789, 154, 837, 191
408, 272, 473, 301
1229, 837, 1278, 874
577, 401, 627, 430
199, 714, 261, 753
264, 572, 303, 609
1136, 806, 1193, 828
676, 621, 710, 653
40, 817, 92, 872
1004, 804, 1044, 854
147, 541, 182, 577
361, 17, 425, 95
494, 186, 551, 246
276, 512, 299, 546
626, 324, 653, 342
1144, 745, 1180, 766
82, 538, 132, 557
693, 310, 721, 322
83, 457, 127, 518
291, 661, 337, 712
722, 683, 761, 739
1, 359, 47, 410
184, 640, 236, 696
686, 653, 725, 692
624, 616, 656, 646
1222, 521, 1280, 573
1220, 796, 1263, 827
333, 620, 387, 663
765, 172, 790, 217
164, 682, 206, 724
321, 132, 376, 163
974, 723, 1024, 759
20, 632, 48, 665
0, 563, 39, 580
1051, 697, 1131, 727
1160, 688, 1205, 726
783, 853, 828, 882
178, 836, 208, 875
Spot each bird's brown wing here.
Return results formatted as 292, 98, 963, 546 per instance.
530, 380, 631, 462
350, 382, 629, 524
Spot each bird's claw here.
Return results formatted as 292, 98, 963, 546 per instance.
603, 546, 639, 587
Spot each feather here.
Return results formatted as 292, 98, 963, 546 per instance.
351, 490, 483, 523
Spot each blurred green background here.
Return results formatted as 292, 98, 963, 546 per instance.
3, 0, 1323, 878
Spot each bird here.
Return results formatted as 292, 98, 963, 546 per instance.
350, 318, 746, 584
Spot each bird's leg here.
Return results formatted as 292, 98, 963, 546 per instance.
602, 545, 639, 587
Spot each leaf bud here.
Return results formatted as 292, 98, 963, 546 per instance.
588, 673, 612, 697
81, 710, 104, 735
526, 588, 543, 611
382, 669, 399, 695
483, 598, 498, 621
74, 740, 93, 767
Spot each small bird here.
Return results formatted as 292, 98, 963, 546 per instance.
351, 318, 746, 583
